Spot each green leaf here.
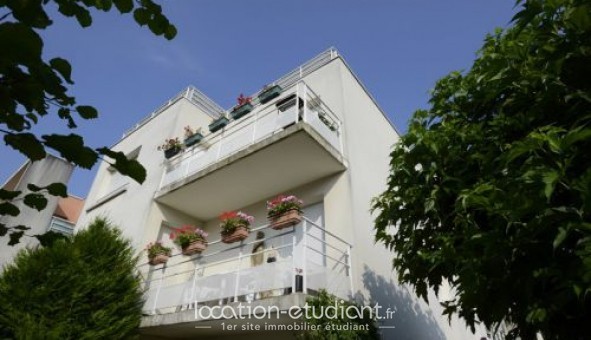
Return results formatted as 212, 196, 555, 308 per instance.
75, 105, 98, 119
95, 0, 114, 11
542, 170, 559, 200
0, 224, 7, 237
164, 24, 177, 40
0, 23, 43, 65
0, 203, 20, 217
23, 193, 48, 211
553, 228, 567, 249
113, 0, 134, 13
0, 189, 21, 200
28, 183, 68, 198
46, 183, 68, 197
49, 58, 74, 84
4, 133, 46, 161
43, 134, 98, 169
75, 8, 92, 27
8, 231, 25, 246
133, 8, 150, 25
97, 147, 146, 184
6, 0, 52, 28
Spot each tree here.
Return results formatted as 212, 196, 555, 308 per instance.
0, 218, 143, 338
0, 0, 176, 245
372, 0, 591, 339
299, 290, 378, 340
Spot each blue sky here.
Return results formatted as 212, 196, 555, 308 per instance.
1, 1, 517, 197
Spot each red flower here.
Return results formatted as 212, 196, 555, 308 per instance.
219, 211, 238, 221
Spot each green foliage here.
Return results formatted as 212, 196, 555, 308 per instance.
372, 1, 591, 339
299, 290, 378, 340
0, 0, 169, 244
146, 241, 172, 259
0, 218, 143, 339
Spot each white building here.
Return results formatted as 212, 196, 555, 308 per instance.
1, 155, 84, 266
77, 48, 486, 339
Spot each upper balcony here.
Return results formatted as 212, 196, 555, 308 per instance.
155, 81, 347, 220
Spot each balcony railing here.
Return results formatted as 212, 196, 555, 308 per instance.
159, 81, 343, 190
140, 217, 353, 315
47, 216, 75, 236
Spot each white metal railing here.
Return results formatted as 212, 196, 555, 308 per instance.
122, 86, 225, 138
47, 216, 75, 235
121, 48, 339, 141
140, 217, 353, 315
159, 81, 343, 190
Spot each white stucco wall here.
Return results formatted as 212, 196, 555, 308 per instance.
0, 155, 73, 266
307, 58, 486, 339
77, 97, 214, 249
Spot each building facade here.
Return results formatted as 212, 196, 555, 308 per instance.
1, 155, 83, 266
77, 49, 486, 339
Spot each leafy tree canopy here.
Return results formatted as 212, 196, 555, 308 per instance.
0, 0, 176, 245
299, 289, 378, 340
0, 218, 143, 338
373, 0, 591, 339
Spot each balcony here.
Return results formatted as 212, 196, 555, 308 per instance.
139, 217, 353, 335
155, 82, 346, 220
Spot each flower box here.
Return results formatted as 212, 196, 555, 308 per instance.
230, 103, 253, 120
146, 241, 172, 265
258, 85, 283, 104
221, 225, 250, 244
269, 209, 302, 230
182, 240, 207, 256
170, 225, 209, 256
209, 117, 229, 133
164, 146, 181, 159
148, 254, 170, 265
184, 132, 204, 147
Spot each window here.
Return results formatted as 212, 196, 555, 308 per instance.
102, 146, 141, 196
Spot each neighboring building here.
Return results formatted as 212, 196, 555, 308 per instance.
0, 155, 84, 266
77, 48, 487, 339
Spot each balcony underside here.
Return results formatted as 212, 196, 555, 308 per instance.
139, 294, 308, 339
155, 122, 346, 220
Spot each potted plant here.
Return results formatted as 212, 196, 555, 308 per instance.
146, 242, 172, 265
209, 115, 230, 133
170, 225, 209, 256
230, 94, 254, 120
184, 126, 204, 147
267, 195, 304, 230
158, 137, 183, 159
219, 211, 254, 244
258, 84, 282, 104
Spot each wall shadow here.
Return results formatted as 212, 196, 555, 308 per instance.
357, 265, 446, 340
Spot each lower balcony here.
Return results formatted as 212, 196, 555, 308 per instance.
139, 217, 353, 338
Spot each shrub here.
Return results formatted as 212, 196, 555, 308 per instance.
0, 218, 143, 339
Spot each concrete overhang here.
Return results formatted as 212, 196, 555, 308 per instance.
154, 122, 346, 220
139, 293, 309, 339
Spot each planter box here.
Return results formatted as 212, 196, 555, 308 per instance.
164, 146, 181, 159
182, 240, 207, 256
269, 209, 302, 230
209, 117, 229, 133
230, 103, 253, 120
221, 225, 250, 244
148, 254, 169, 265
184, 132, 204, 147
258, 85, 283, 104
